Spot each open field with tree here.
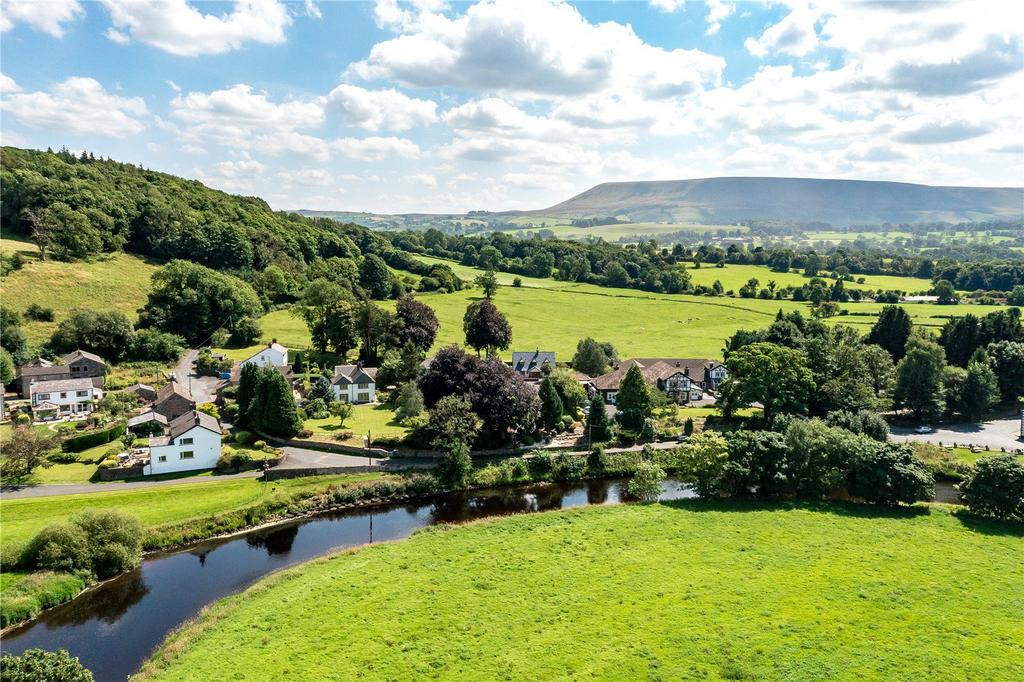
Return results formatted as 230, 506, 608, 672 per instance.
1, 236, 160, 344
0, 473, 382, 566
138, 501, 1024, 681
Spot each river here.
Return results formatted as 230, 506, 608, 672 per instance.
1, 477, 695, 681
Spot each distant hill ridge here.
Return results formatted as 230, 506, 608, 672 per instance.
528, 177, 1024, 225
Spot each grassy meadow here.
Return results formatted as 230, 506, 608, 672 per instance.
219, 256, 1008, 363
1, 236, 160, 345
0, 473, 382, 566
304, 403, 409, 446
138, 501, 1024, 682
683, 262, 935, 293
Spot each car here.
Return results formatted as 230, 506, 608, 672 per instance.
914, 425, 933, 434
676, 433, 690, 443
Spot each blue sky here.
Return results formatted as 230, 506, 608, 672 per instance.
1, 0, 1021, 213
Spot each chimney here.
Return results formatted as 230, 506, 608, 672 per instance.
684, 366, 690, 377
270, 338, 277, 347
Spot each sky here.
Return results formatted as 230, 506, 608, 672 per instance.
1, 0, 1022, 214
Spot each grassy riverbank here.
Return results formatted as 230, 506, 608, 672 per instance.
138, 501, 1024, 681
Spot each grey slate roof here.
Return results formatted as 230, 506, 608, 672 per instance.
127, 410, 168, 428
151, 410, 220, 445
62, 349, 106, 365
511, 351, 556, 374
29, 377, 98, 395
332, 364, 378, 385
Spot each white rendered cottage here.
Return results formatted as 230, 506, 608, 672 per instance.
30, 378, 103, 420
331, 364, 378, 404
241, 340, 289, 369
145, 410, 222, 475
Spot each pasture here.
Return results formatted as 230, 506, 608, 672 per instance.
1, 236, 160, 344
137, 501, 1024, 682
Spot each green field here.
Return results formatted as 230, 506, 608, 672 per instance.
0, 473, 381, 566
1, 236, 160, 345
138, 501, 1024, 681
684, 262, 934, 294
216, 256, 1010, 363
305, 403, 409, 446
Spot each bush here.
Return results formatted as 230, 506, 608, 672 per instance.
559, 414, 575, 431
587, 446, 608, 474
0, 648, 94, 682
637, 417, 658, 443
438, 442, 473, 489
22, 523, 92, 574
624, 461, 665, 501
960, 454, 1024, 521
233, 431, 253, 445
553, 453, 587, 481
73, 510, 144, 579
217, 449, 254, 472
24, 303, 55, 322
47, 451, 80, 464
846, 443, 934, 505
61, 422, 127, 453
253, 440, 267, 450
23, 510, 142, 580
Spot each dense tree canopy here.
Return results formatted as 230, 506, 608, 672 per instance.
138, 260, 263, 345
725, 342, 815, 423
463, 299, 512, 356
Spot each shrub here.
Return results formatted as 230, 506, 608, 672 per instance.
217, 449, 254, 472
683, 417, 694, 436
73, 510, 144, 579
553, 453, 587, 481
637, 417, 658, 443
24, 303, 55, 322
61, 422, 127, 453
559, 414, 575, 431
438, 442, 473, 489
587, 446, 608, 474
22, 523, 92, 574
624, 461, 665, 501
233, 431, 253, 445
14, 413, 31, 426
253, 440, 267, 450
960, 454, 1024, 521
845, 443, 934, 505
677, 432, 730, 499
0, 648, 94, 682
47, 450, 80, 465
527, 451, 556, 477
98, 457, 119, 469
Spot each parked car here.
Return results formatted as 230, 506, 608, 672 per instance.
676, 433, 690, 443
914, 425, 933, 434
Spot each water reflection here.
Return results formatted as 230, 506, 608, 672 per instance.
1, 477, 690, 682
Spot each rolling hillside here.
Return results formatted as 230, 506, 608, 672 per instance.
528, 177, 1024, 225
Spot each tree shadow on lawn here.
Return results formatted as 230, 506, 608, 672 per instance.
656, 498, 1024, 537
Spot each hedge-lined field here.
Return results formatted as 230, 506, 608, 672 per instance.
138, 501, 1024, 681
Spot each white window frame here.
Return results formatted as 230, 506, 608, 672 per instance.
180, 451, 195, 459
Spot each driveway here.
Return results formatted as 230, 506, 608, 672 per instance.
172, 348, 224, 404
891, 416, 1024, 452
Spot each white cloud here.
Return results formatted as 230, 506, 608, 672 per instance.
255, 131, 330, 161
170, 84, 324, 148
0, 0, 83, 37
0, 73, 21, 93
704, 0, 734, 36
649, 0, 683, 12
349, 0, 723, 101
100, 0, 292, 56
165, 79, 181, 92
332, 136, 421, 161
281, 169, 334, 186
327, 84, 437, 131
1, 77, 147, 137
406, 172, 437, 187
745, 2, 820, 58
304, 0, 321, 20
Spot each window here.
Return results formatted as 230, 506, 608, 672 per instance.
357, 382, 369, 389
158, 455, 167, 462
60, 392, 67, 398
179, 437, 194, 445
357, 393, 369, 402
76, 390, 89, 397
36, 393, 49, 401
180, 451, 194, 459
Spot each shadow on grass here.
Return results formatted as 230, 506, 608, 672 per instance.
657, 496, 1024, 536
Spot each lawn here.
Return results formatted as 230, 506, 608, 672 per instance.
138, 501, 1024, 682
217, 256, 1010, 364
0, 236, 161, 345
684, 262, 935, 294
0, 473, 381, 566
304, 403, 409, 446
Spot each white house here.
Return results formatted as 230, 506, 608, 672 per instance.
145, 410, 222, 475
30, 378, 103, 420
331, 364, 378, 404
241, 340, 289, 369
